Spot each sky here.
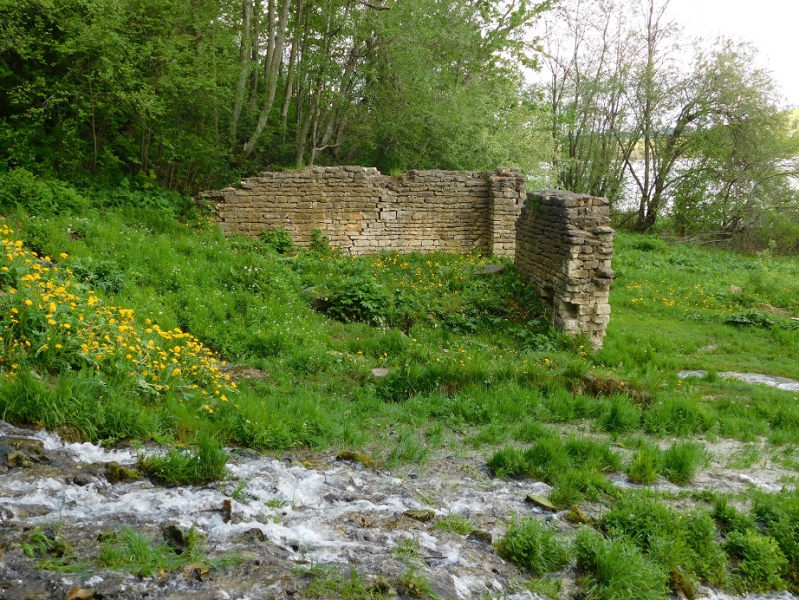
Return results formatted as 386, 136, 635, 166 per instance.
666, 0, 799, 107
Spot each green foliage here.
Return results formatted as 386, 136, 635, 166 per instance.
138, 433, 229, 485
598, 396, 641, 434
69, 257, 128, 294
574, 528, 669, 600
726, 311, 775, 329
433, 515, 475, 536
309, 229, 331, 253
0, 169, 89, 215
261, 228, 294, 254
661, 441, 706, 485
324, 275, 391, 326
98, 526, 220, 577
495, 518, 571, 577
488, 436, 621, 507
626, 444, 661, 485
23, 524, 73, 565
752, 489, 799, 588
601, 493, 727, 586
303, 565, 382, 599
724, 530, 788, 593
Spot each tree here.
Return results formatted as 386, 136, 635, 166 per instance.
539, 0, 798, 236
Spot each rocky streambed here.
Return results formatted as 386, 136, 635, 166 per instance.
1, 419, 797, 600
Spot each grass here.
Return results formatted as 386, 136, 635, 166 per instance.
574, 528, 669, 600
137, 432, 229, 485
22, 522, 238, 577
3, 187, 799, 595
495, 518, 571, 577
488, 436, 622, 507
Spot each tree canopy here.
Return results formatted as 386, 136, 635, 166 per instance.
0, 0, 552, 191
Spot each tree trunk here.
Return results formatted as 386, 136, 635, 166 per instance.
230, 0, 253, 144
242, 0, 291, 159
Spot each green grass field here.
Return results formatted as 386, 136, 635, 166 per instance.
2, 198, 799, 595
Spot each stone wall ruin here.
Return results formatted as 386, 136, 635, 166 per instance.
202, 166, 525, 257
514, 190, 614, 348
202, 167, 614, 346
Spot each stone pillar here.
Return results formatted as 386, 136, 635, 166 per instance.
488, 168, 525, 257
514, 190, 614, 348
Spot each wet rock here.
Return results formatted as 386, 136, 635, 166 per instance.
566, 506, 590, 524
467, 529, 493, 545
669, 568, 695, 600
474, 265, 504, 276
163, 524, 191, 555
0, 504, 14, 523
404, 509, 436, 522
241, 528, 267, 543
525, 494, 557, 511
184, 563, 211, 581
221, 498, 233, 523
0, 437, 48, 469
336, 450, 375, 468
102, 461, 141, 483
371, 367, 391, 378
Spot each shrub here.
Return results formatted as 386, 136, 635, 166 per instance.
495, 518, 571, 577
309, 228, 331, 253
724, 529, 787, 593
752, 489, 799, 587
0, 168, 89, 215
324, 275, 390, 326
261, 227, 294, 254
602, 492, 727, 586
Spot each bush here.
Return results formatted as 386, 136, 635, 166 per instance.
0, 168, 89, 215
725, 529, 788, 593
602, 492, 727, 586
261, 227, 294, 254
752, 489, 799, 588
324, 275, 390, 326
495, 518, 571, 576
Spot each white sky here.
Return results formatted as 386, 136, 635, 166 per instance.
666, 0, 799, 107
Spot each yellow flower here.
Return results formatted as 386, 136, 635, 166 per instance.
171, 367, 181, 377
25, 299, 32, 306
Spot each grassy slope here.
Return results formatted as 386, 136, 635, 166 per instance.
4, 201, 799, 594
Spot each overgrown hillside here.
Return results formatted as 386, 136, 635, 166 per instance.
2, 178, 799, 596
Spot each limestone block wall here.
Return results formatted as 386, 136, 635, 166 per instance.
201, 166, 525, 256
515, 190, 614, 348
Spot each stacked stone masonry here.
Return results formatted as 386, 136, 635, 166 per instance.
201, 166, 525, 257
202, 168, 614, 347
514, 190, 614, 348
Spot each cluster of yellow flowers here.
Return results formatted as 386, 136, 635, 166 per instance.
0, 220, 236, 410
625, 280, 734, 313
361, 250, 488, 294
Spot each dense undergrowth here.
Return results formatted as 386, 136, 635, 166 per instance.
2, 176, 799, 595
